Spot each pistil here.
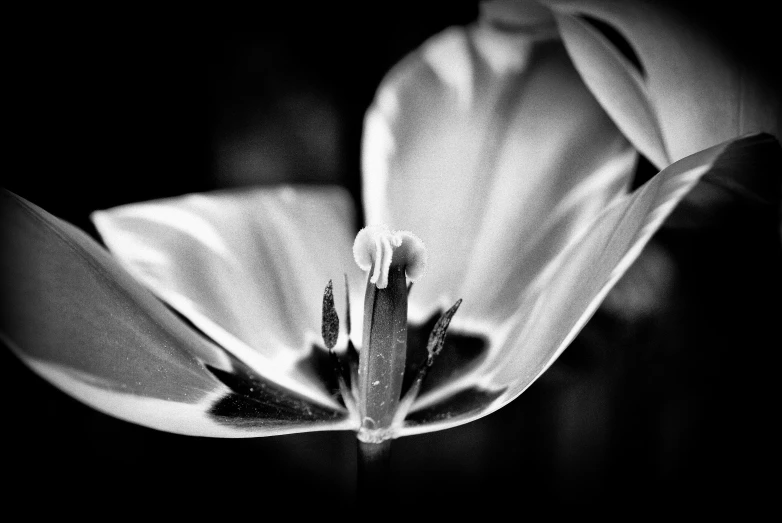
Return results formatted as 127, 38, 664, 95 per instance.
319, 225, 462, 495
352, 225, 426, 442
358, 263, 408, 435
321, 225, 460, 443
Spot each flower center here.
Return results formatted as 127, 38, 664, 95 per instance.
321, 225, 461, 443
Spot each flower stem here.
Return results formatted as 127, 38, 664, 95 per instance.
357, 439, 393, 504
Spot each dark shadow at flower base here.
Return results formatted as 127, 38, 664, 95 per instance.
403, 387, 505, 427
403, 313, 490, 397
207, 361, 347, 428
295, 309, 492, 413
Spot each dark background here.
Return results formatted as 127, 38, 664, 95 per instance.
3, 1, 780, 514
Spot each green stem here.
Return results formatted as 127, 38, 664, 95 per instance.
357, 439, 393, 505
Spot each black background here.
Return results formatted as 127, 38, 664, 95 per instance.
3, 1, 780, 515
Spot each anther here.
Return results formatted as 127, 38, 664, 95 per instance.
425, 299, 462, 363
392, 299, 462, 426
321, 280, 355, 411
321, 280, 340, 351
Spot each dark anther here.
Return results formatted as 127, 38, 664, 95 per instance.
322, 280, 340, 350
425, 298, 462, 363
395, 298, 463, 420
322, 280, 354, 409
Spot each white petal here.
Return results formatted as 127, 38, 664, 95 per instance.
362, 22, 635, 329
0, 190, 353, 436
554, 12, 669, 169
92, 186, 365, 405
544, 0, 781, 163
400, 134, 764, 436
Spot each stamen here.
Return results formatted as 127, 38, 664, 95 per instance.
393, 299, 462, 427
425, 299, 462, 362
321, 280, 339, 350
321, 280, 355, 412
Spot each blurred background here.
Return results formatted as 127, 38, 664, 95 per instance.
3, 1, 780, 514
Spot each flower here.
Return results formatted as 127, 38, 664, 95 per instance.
0, 0, 778, 443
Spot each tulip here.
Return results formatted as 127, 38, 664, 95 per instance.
1, 0, 779, 493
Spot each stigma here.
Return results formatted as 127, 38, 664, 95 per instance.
352, 225, 427, 289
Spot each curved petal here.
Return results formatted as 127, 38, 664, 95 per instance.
362, 18, 635, 331
553, 12, 669, 169
400, 133, 773, 436
0, 190, 353, 437
543, 0, 781, 164
92, 186, 366, 405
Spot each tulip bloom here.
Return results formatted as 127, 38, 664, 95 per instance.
0, 1, 778, 445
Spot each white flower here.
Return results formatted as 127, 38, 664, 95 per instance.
0, 0, 777, 440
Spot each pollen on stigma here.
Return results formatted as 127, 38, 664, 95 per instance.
352, 224, 427, 289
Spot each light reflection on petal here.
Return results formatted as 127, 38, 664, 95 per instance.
0, 189, 353, 435
542, 0, 780, 163
401, 133, 772, 436
362, 19, 635, 333
93, 186, 365, 405
554, 12, 669, 169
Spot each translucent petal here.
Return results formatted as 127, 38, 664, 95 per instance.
544, 0, 781, 164
0, 190, 353, 437
400, 134, 768, 436
554, 12, 669, 169
362, 21, 635, 330
93, 186, 366, 406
